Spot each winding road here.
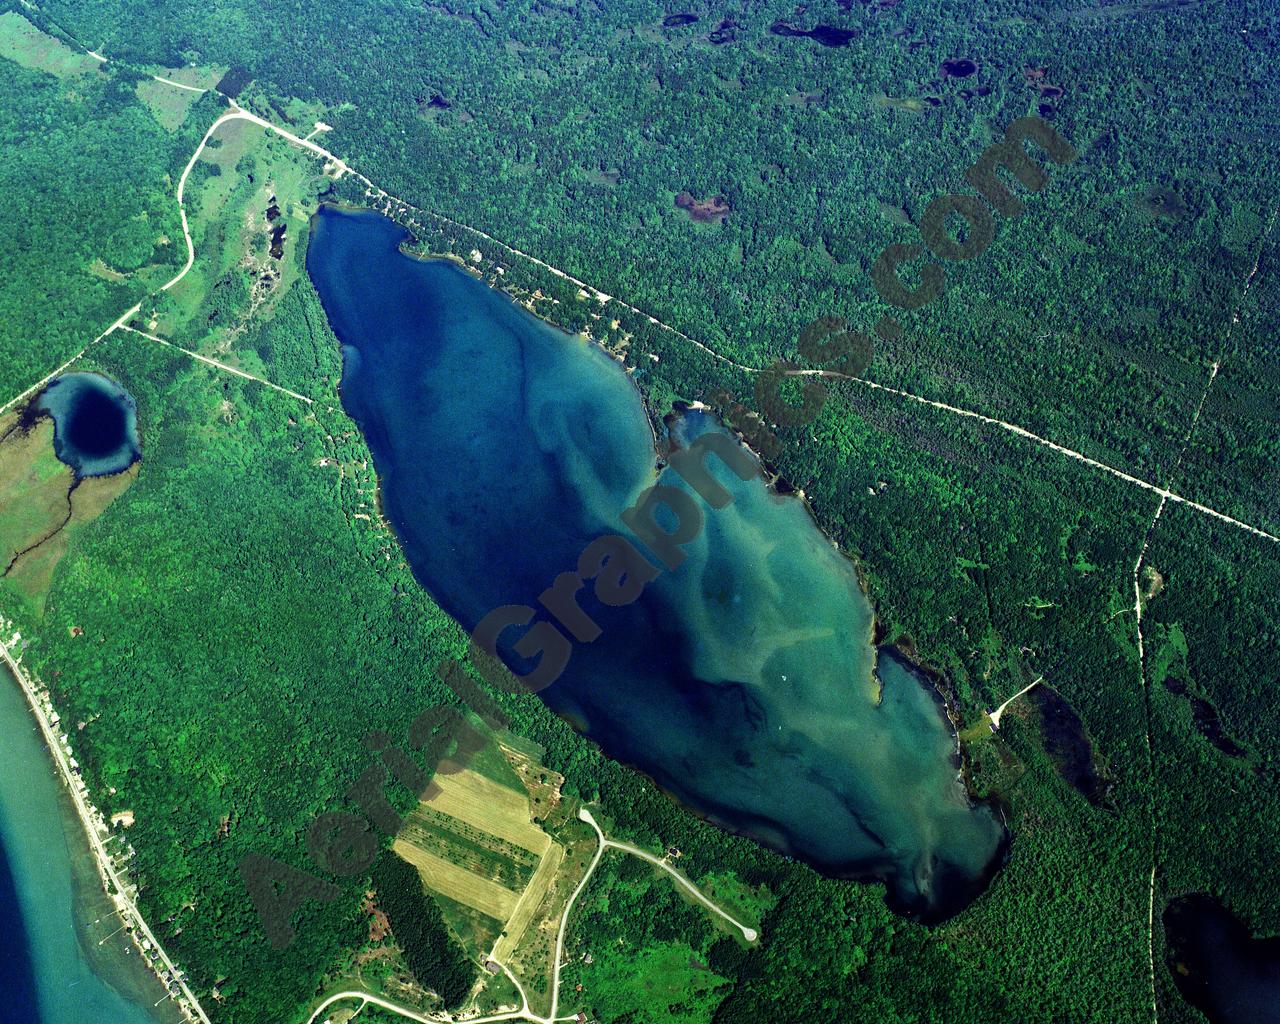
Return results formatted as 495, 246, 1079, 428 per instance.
302, 806, 756, 1024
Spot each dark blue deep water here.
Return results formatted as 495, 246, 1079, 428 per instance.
35, 373, 140, 478
1165, 895, 1280, 1023
0, 825, 40, 1023
308, 206, 1006, 919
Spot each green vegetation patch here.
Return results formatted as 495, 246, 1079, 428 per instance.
0, 12, 100, 78
562, 852, 736, 1024
135, 76, 201, 131
370, 851, 475, 1008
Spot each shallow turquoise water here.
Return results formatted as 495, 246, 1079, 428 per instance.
309, 205, 1006, 918
0, 664, 170, 1024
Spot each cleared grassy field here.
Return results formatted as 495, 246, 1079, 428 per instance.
0, 13, 100, 79
394, 745, 591, 1017
135, 77, 200, 132
391, 839, 519, 922
425, 766, 552, 857
503, 822, 598, 1018
569, 940, 729, 1024
501, 741, 564, 823
155, 118, 329, 377
398, 806, 535, 891
147, 63, 224, 90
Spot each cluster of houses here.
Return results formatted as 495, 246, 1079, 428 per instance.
1, 624, 206, 1024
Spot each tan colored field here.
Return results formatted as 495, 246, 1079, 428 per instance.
425, 765, 552, 856
395, 746, 586, 1019
491, 840, 563, 962
0, 413, 137, 609
391, 840, 519, 922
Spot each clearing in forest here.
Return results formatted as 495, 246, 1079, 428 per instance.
424, 763, 552, 856
0, 13, 100, 78
390, 840, 521, 922
393, 743, 581, 1015
394, 754, 556, 937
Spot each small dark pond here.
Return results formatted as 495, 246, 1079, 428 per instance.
1165, 895, 1280, 1024
941, 58, 978, 77
770, 21, 859, 47
1031, 685, 1108, 806
34, 373, 141, 478
662, 13, 699, 27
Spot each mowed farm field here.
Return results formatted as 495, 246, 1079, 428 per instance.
393, 749, 566, 961
425, 763, 551, 856
391, 841, 521, 922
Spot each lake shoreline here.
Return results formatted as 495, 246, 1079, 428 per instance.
359, 208, 1009, 872
0, 658, 175, 1022
0, 631, 201, 1023
308, 205, 1008, 921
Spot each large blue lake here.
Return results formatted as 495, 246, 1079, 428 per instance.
308, 206, 1006, 919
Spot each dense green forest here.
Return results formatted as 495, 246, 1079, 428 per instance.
0, 1, 1276, 1023
368, 851, 473, 1008
0, 46, 186, 401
